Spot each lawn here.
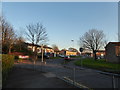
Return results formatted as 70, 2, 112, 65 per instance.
49, 57, 61, 59
74, 58, 120, 73
70, 56, 82, 58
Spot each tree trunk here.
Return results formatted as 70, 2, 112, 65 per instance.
93, 50, 97, 60
34, 46, 38, 61
8, 44, 12, 54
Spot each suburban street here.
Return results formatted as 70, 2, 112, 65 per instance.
7, 58, 120, 89
2, 2, 120, 90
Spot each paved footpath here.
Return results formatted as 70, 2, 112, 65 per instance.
3, 59, 120, 89
3, 66, 75, 88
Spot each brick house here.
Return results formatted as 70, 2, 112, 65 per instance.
105, 42, 120, 63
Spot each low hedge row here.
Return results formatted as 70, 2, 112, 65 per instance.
2, 54, 14, 84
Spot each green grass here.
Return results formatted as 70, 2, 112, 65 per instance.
74, 58, 120, 73
49, 57, 61, 59
70, 56, 82, 58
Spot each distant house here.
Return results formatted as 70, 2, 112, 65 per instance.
105, 42, 120, 63
60, 49, 78, 56
81, 49, 93, 57
25, 43, 54, 57
96, 50, 105, 59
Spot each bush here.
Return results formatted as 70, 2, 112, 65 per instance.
14, 56, 19, 59
2, 54, 14, 85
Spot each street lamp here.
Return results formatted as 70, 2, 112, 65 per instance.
71, 40, 74, 48
41, 44, 46, 64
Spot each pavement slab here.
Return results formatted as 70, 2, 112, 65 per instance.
3, 67, 75, 88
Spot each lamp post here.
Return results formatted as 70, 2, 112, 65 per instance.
71, 40, 74, 48
71, 40, 75, 86
41, 44, 46, 64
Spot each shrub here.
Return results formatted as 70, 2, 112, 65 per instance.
14, 55, 19, 59
2, 54, 14, 85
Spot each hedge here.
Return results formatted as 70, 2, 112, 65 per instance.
1, 54, 14, 84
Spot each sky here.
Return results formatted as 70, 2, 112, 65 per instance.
2, 2, 118, 50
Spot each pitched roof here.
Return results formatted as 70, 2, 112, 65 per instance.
25, 42, 53, 49
108, 42, 120, 45
105, 42, 120, 48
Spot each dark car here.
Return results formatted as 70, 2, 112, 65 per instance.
38, 55, 50, 59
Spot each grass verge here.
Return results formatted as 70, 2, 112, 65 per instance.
74, 58, 120, 74
49, 57, 61, 59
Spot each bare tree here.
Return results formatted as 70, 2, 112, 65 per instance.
25, 22, 48, 61
52, 44, 59, 57
0, 16, 16, 53
79, 29, 105, 60
52, 44, 59, 52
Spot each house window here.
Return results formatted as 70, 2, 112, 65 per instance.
116, 46, 120, 56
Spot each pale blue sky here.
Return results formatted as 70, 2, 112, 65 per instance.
2, 2, 118, 50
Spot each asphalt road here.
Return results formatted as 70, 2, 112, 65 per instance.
40, 58, 120, 89
5, 58, 120, 89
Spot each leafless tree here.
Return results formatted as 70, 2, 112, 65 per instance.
52, 44, 59, 52
0, 16, 17, 53
52, 44, 60, 57
25, 22, 48, 61
79, 29, 106, 60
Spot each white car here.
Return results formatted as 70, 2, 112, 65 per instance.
59, 55, 65, 58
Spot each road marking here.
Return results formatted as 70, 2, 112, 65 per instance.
63, 76, 91, 89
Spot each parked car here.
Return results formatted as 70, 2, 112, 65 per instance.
38, 55, 50, 59
64, 56, 71, 60
59, 55, 65, 58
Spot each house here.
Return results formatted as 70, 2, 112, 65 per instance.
25, 43, 40, 52
25, 43, 54, 57
81, 49, 93, 57
96, 50, 105, 59
105, 42, 120, 63
60, 49, 78, 56
81, 49, 105, 59
43, 45, 54, 57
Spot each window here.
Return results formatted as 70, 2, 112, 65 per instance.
116, 46, 120, 56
